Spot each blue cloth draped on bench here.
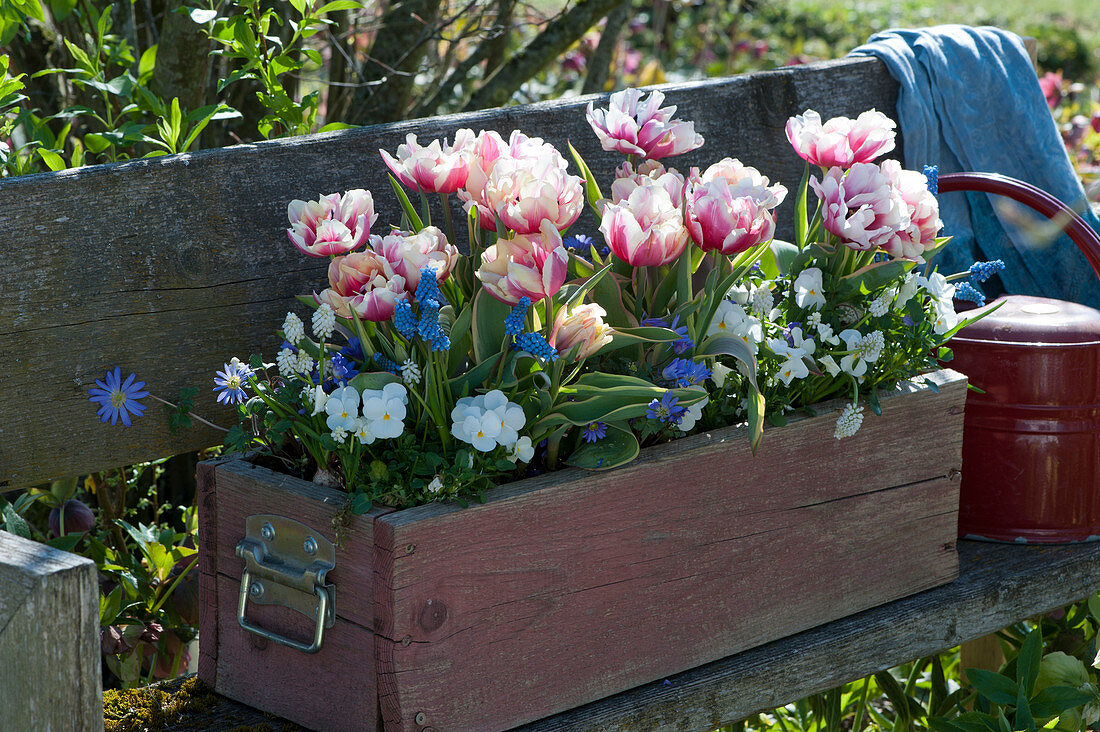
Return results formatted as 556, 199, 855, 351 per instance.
851, 25, 1100, 308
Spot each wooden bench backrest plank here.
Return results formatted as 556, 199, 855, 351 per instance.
0, 56, 898, 489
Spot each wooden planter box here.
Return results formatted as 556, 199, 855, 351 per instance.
198, 369, 967, 732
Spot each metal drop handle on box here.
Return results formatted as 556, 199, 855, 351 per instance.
235, 514, 336, 653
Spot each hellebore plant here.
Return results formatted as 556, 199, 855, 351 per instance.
188, 89, 990, 511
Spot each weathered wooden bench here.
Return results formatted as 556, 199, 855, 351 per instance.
3, 50, 1099, 731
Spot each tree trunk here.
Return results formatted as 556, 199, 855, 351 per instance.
462, 0, 622, 112
347, 0, 444, 125
581, 0, 630, 95
151, 0, 210, 113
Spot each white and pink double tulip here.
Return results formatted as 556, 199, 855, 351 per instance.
380, 130, 475, 194
317, 250, 407, 322
477, 220, 569, 304
685, 179, 776, 255
586, 88, 704, 160
482, 154, 584, 234
599, 183, 689, 267
611, 160, 687, 206
786, 109, 896, 169
375, 226, 459, 292
879, 160, 943, 260
550, 303, 613, 360
287, 189, 376, 257
810, 163, 906, 251
697, 158, 787, 209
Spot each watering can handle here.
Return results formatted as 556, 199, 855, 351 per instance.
938, 172, 1100, 282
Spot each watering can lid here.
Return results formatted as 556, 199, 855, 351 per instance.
954, 295, 1100, 345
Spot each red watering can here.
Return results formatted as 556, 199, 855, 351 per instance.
941, 172, 1100, 543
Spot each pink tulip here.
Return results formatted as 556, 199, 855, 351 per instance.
477, 219, 569, 303
379, 130, 475, 194
483, 154, 584, 235
550, 303, 613, 360
786, 109, 896, 169
698, 157, 787, 209
879, 160, 943, 259
586, 88, 704, 160
611, 160, 688, 207
810, 163, 906, 251
1038, 72, 1063, 110
459, 130, 578, 232
287, 189, 376, 257
599, 183, 689, 267
685, 179, 776, 255
376, 226, 459, 293
317, 250, 407, 321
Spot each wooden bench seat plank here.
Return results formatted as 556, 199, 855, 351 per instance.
141, 539, 1100, 731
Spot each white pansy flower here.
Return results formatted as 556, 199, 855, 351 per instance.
325, 386, 360, 431
677, 393, 707, 431
834, 403, 864, 439
819, 354, 841, 377
711, 362, 733, 388
361, 383, 408, 439
451, 389, 527, 452
427, 476, 444, 494
309, 385, 328, 416
353, 419, 375, 445
708, 300, 764, 354
895, 273, 920, 310
793, 267, 827, 310
506, 436, 535, 463
916, 272, 959, 334
838, 329, 885, 377
283, 312, 305, 344
726, 282, 751, 305
767, 327, 816, 386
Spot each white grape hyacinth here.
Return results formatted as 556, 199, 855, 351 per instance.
834, 403, 865, 439
282, 312, 305, 344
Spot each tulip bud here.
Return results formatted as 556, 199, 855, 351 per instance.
48, 499, 95, 538
550, 303, 613, 360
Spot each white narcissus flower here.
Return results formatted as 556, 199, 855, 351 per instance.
793, 267, 827, 310
325, 386, 360, 431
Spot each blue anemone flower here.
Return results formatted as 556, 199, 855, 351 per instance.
213, 360, 253, 405
646, 392, 686, 426
88, 367, 149, 426
581, 421, 607, 443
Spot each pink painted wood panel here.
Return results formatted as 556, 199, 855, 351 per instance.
200, 458, 388, 731
372, 371, 967, 731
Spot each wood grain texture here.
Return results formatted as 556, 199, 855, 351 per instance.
372, 371, 966, 731
147, 540, 1100, 732
0, 56, 899, 489
0, 530, 103, 732
200, 458, 391, 731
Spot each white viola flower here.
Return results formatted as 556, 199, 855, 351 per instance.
309, 385, 328, 416
325, 385, 360, 431
834, 403, 865, 439
707, 300, 764, 354
362, 383, 408, 439
793, 267, 827, 310
767, 327, 816, 360
751, 283, 774, 320
401, 359, 422, 386
775, 354, 810, 385
916, 271, 955, 304
816, 321, 840, 346
450, 390, 526, 452
282, 312, 305, 344
838, 329, 885, 377
931, 300, 959, 335
710, 362, 733, 388
726, 282, 752, 305
353, 419, 375, 445
276, 347, 298, 377
677, 393, 707, 431
895, 273, 920, 310
506, 436, 535, 463
427, 476, 445, 494
819, 354, 841, 377
312, 302, 336, 340
330, 426, 350, 443
295, 350, 315, 376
